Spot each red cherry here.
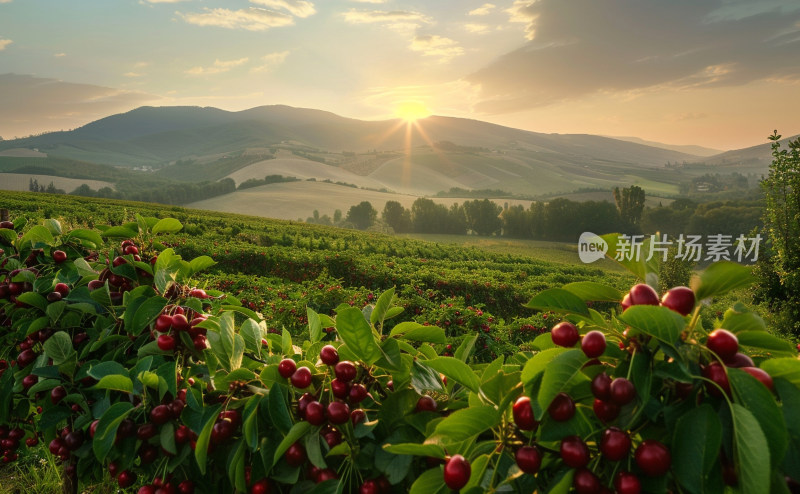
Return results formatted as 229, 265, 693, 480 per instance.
188, 288, 208, 299
331, 378, 350, 399
548, 392, 575, 422
581, 330, 606, 358
25, 437, 38, 447
515, 446, 542, 474
334, 361, 357, 382
742, 367, 773, 391
297, 393, 315, 416
192, 334, 208, 351
443, 454, 471, 490
348, 383, 368, 404
702, 361, 730, 397
359, 479, 380, 494
304, 401, 326, 425
155, 314, 173, 332
593, 398, 621, 423
627, 284, 660, 307
512, 396, 538, 431
351, 408, 367, 426
150, 404, 173, 425
178, 480, 195, 494
573, 468, 601, 494
660, 286, 695, 316
316, 468, 338, 483
560, 436, 590, 468
219, 410, 241, 428
49, 438, 64, 455
211, 420, 235, 445
22, 374, 38, 390
615, 471, 642, 494
107, 460, 120, 478
52, 250, 67, 263
118, 470, 136, 488
319, 345, 339, 365
290, 367, 312, 389
610, 377, 636, 406
724, 352, 754, 368
171, 314, 190, 332
551, 321, 579, 347
285, 442, 306, 467
137, 423, 158, 441
278, 359, 297, 379
124, 245, 139, 255
327, 402, 350, 425
54, 283, 70, 296
158, 334, 176, 351
634, 440, 671, 477
707, 329, 738, 360
600, 427, 631, 461
415, 395, 437, 412
50, 386, 67, 405
591, 372, 612, 400
170, 399, 185, 418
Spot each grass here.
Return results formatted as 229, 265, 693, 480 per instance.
0, 446, 115, 494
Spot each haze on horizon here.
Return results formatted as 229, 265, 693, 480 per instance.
1, 0, 799, 151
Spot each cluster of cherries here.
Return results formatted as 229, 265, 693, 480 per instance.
152, 303, 210, 354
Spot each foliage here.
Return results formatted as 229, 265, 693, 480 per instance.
345, 202, 377, 230
614, 185, 646, 231
0, 201, 798, 494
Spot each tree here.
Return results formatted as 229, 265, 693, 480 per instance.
464, 199, 502, 236
411, 198, 449, 233
346, 201, 377, 230
613, 185, 646, 231
382, 201, 411, 233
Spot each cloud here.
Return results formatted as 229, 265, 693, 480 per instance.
250, 51, 290, 73
0, 39, 12, 51
54, 53, 66, 57
349, 0, 386, 3
410, 35, 464, 62
469, 3, 496, 16
470, 0, 800, 113
0, 0, 12, 3
464, 23, 490, 34
0, 74, 159, 138
342, 9, 431, 31
185, 57, 249, 75
123, 72, 145, 78
179, 7, 294, 31
250, 0, 315, 18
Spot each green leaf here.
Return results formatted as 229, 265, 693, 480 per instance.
152, 218, 183, 234
409, 468, 446, 494
455, 334, 478, 362
304, 433, 327, 469
536, 349, 587, 415
43, 331, 75, 365
411, 359, 444, 394
93, 402, 134, 461
130, 296, 168, 336
390, 322, 446, 344
240, 319, 264, 357
383, 443, 446, 458
736, 331, 796, 356
431, 405, 499, 442
307, 307, 322, 344
672, 405, 723, 494
729, 368, 788, 467
370, 287, 395, 327
160, 422, 177, 455
562, 282, 622, 302
731, 403, 771, 494
521, 348, 569, 385
720, 305, 767, 333
94, 375, 134, 393
46, 300, 66, 323
66, 229, 104, 248
691, 261, 754, 301
423, 357, 480, 393
273, 421, 312, 467
525, 288, 589, 315
760, 358, 800, 386
43, 219, 62, 236
20, 225, 54, 247
16, 292, 47, 312
281, 327, 293, 356
100, 226, 138, 239
188, 255, 216, 275
619, 305, 686, 346
336, 307, 381, 365
268, 387, 293, 435
194, 404, 223, 474
243, 395, 261, 451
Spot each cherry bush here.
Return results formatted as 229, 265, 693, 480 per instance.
1, 216, 799, 494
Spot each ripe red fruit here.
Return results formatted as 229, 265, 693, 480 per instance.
137, 423, 158, 441
327, 402, 350, 424
170, 399, 185, 418
548, 392, 575, 422
192, 334, 208, 351
334, 361, 357, 382
52, 250, 67, 263
290, 367, 312, 389
17, 349, 37, 368
107, 461, 120, 478
188, 288, 208, 299
54, 283, 70, 296
171, 314, 190, 332
250, 478, 270, 494
560, 436, 590, 468
415, 395, 437, 412
634, 440, 671, 477
158, 334, 176, 351
49, 438, 64, 455
25, 437, 38, 447
591, 372, 612, 400
443, 454, 471, 490
707, 329, 738, 360
211, 420, 235, 445
615, 471, 642, 494
0, 221, 13, 229
351, 408, 366, 425
285, 442, 306, 467
551, 321, 579, 347
600, 427, 631, 461
304, 401, 326, 425
150, 404, 173, 425
178, 481, 195, 494
702, 361, 730, 397
319, 345, 339, 365
515, 446, 542, 474
50, 386, 67, 405
573, 468, 601, 494
593, 399, 620, 425
22, 374, 37, 389
660, 286, 695, 316
124, 245, 139, 255
512, 396, 538, 431
359, 479, 380, 494
118, 470, 136, 488
278, 359, 296, 379
316, 469, 338, 483
627, 284, 660, 307
139, 443, 158, 463
742, 367, 774, 391
581, 330, 606, 358
610, 377, 636, 406
331, 378, 350, 399
175, 425, 191, 444
348, 383, 368, 404
724, 352, 754, 368
155, 314, 173, 332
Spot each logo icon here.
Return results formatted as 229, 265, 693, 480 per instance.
578, 232, 608, 263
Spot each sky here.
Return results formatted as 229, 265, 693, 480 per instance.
1, 0, 799, 150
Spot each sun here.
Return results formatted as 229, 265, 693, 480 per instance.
393, 101, 432, 122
